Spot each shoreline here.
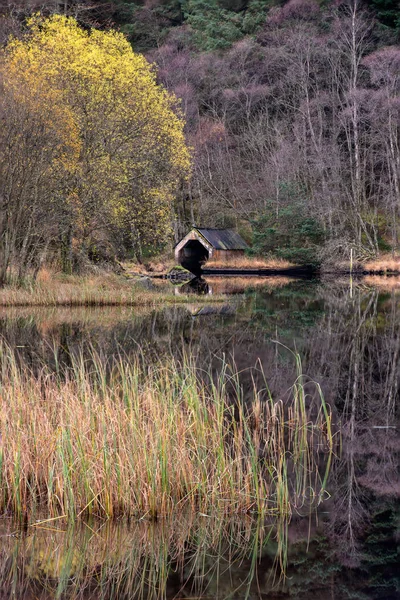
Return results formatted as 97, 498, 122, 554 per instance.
1, 262, 400, 308
0, 272, 226, 308
132, 254, 400, 279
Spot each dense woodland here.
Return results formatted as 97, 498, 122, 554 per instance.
1, 0, 400, 278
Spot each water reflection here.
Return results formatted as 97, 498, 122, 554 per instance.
0, 277, 399, 598
177, 277, 211, 295
174, 275, 296, 295
0, 501, 398, 600
0, 514, 288, 600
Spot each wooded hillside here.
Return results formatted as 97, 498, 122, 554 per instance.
1, 0, 400, 273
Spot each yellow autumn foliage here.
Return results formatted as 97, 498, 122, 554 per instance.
3, 15, 190, 257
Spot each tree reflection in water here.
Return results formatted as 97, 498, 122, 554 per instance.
0, 278, 398, 599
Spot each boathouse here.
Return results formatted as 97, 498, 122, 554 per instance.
175, 228, 248, 273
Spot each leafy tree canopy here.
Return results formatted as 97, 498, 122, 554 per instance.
2, 15, 190, 270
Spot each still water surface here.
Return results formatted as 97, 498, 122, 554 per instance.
0, 276, 398, 599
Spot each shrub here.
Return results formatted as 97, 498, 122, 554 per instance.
250, 201, 325, 266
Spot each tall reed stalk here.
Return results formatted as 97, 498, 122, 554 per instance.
0, 343, 334, 520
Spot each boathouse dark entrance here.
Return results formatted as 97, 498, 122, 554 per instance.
175, 228, 248, 274
178, 239, 209, 275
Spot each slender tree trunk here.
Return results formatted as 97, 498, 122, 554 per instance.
61, 224, 73, 274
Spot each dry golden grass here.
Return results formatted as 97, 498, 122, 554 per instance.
123, 253, 175, 275
0, 347, 333, 521
364, 254, 400, 273
207, 256, 295, 269
0, 272, 224, 307
323, 254, 400, 274
36, 266, 53, 284
124, 254, 295, 275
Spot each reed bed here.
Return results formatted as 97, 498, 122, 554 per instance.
0, 345, 333, 520
0, 273, 224, 307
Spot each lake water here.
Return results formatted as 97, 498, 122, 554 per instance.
0, 276, 399, 599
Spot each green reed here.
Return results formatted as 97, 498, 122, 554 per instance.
0, 342, 335, 521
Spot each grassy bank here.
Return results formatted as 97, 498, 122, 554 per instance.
363, 255, 400, 273
206, 257, 295, 269
129, 253, 400, 276
0, 271, 224, 307
124, 252, 400, 278
323, 254, 400, 274
0, 347, 333, 520
214, 254, 400, 274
